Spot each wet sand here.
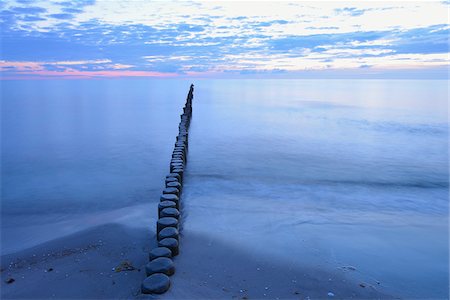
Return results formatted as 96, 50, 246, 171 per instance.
1, 221, 393, 300
1, 223, 154, 299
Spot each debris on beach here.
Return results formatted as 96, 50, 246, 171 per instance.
113, 260, 136, 272
5, 277, 15, 284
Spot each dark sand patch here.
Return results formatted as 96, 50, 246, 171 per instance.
1, 223, 154, 299
162, 230, 396, 300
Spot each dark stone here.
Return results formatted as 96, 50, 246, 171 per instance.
163, 187, 180, 197
172, 169, 184, 176
158, 238, 179, 256
141, 273, 171, 294
166, 181, 182, 190
167, 173, 182, 184
158, 201, 177, 210
160, 194, 179, 203
157, 217, 178, 232
165, 177, 178, 184
166, 173, 181, 180
160, 207, 180, 220
5, 278, 15, 284
145, 257, 175, 276
170, 165, 184, 172
149, 247, 172, 261
158, 226, 179, 241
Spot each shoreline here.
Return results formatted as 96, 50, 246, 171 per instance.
1, 222, 395, 300
1, 202, 157, 256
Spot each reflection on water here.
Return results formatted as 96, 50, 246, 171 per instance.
183, 79, 448, 298
1, 79, 448, 298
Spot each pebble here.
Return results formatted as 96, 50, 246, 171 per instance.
145, 257, 175, 276
158, 238, 179, 256
141, 273, 171, 294
160, 208, 180, 220
149, 247, 172, 261
158, 226, 179, 241
5, 278, 15, 284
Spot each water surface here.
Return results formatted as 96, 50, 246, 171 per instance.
1, 79, 448, 298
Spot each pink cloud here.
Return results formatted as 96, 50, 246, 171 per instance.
0, 61, 177, 79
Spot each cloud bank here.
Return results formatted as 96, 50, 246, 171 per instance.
1, 0, 449, 79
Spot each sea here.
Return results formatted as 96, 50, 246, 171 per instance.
1, 79, 448, 298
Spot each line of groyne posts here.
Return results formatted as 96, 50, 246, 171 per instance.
141, 84, 194, 294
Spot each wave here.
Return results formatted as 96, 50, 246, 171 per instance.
189, 173, 448, 189
338, 118, 448, 136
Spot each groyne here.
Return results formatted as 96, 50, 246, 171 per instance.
141, 84, 194, 294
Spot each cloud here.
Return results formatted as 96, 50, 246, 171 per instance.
335, 7, 366, 17
49, 13, 75, 19
176, 23, 205, 32
21, 15, 47, 22
54, 0, 95, 8
0, 0, 449, 78
62, 8, 83, 13
10, 6, 47, 14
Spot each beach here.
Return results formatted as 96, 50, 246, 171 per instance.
1, 223, 390, 300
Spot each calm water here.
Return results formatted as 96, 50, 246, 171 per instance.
1, 79, 448, 298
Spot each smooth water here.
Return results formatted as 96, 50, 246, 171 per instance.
183, 79, 448, 298
1, 79, 448, 298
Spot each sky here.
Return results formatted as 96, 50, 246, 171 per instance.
0, 0, 449, 79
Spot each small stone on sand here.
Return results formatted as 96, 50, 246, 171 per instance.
5, 278, 15, 284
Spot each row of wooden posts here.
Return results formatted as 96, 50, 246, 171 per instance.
141, 84, 194, 294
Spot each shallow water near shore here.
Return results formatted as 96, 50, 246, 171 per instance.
2, 79, 449, 298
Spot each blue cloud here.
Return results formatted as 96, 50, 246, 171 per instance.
268, 25, 449, 57
62, 7, 83, 13
21, 15, 47, 22
254, 20, 289, 27
392, 24, 449, 54
1, 1, 448, 79
10, 6, 47, 14
269, 31, 385, 51
49, 13, 75, 19
305, 26, 339, 30
176, 24, 205, 32
335, 7, 366, 16
54, 0, 95, 8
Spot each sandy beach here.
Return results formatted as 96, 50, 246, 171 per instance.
1, 221, 392, 300
1, 223, 153, 299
